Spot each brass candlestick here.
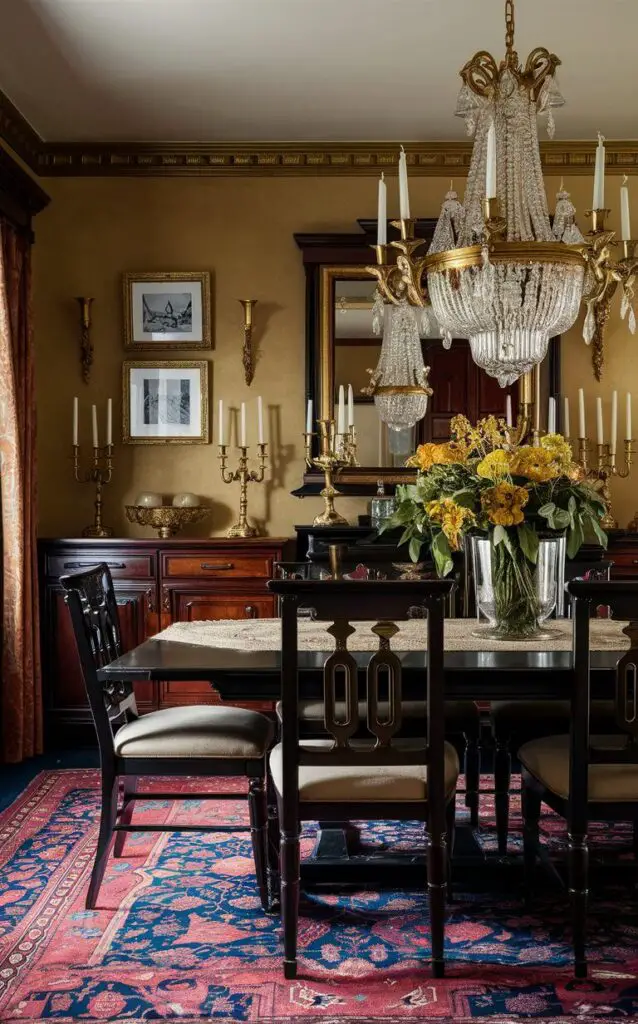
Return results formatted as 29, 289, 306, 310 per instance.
218, 442, 268, 538
73, 442, 114, 537
304, 418, 358, 527
575, 436, 635, 530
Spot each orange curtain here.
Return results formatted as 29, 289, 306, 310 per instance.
0, 220, 42, 762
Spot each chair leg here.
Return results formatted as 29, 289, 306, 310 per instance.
464, 735, 480, 829
86, 770, 118, 910
114, 775, 137, 858
522, 779, 541, 905
494, 739, 511, 856
280, 822, 301, 980
248, 773, 269, 914
446, 795, 456, 902
266, 774, 280, 914
568, 830, 589, 979
427, 811, 448, 978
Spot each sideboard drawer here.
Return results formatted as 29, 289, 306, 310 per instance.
163, 554, 272, 579
46, 551, 155, 580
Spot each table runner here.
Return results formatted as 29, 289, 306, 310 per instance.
151, 617, 629, 652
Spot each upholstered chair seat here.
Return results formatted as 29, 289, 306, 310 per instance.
114, 705, 274, 759
269, 739, 460, 803
519, 734, 638, 802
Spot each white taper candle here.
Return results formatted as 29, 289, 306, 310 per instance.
578, 388, 586, 438
611, 390, 618, 454
563, 396, 570, 439
593, 132, 606, 210
347, 384, 354, 428
505, 395, 512, 427
337, 385, 345, 435
596, 396, 604, 445
73, 396, 78, 446
91, 404, 98, 449
398, 147, 410, 220
547, 396, 556, 435
377, 173, 387, 246
627, 392, 633, 440
621, 176, 632, 241
240, 402, 246, 447
218, 399, 225, 445
257, 395, 264, 444
306, 399, 313, 434
106, 398, 112, 446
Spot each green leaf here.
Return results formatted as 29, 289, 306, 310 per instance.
451, 487, 476, 509
492, 524, 507, 547
430, 531, 453, 577
588, 514, 609, 549
517, 523, 539, 564
567, 518, 584, 559
398, 525, 415, 547
551, 509, 571, 529
538, 502, 556, 519
409, 536, 423, 564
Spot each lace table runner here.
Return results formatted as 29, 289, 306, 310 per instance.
151, 617, 629, 653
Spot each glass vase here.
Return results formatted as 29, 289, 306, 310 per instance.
470, 533, 565, 640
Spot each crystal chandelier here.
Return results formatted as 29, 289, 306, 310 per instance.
362, 292, 432, 430
368, 0, 638, 391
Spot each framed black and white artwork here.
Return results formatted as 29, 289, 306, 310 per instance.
123, 272, 212, 350
122, 360, 209, 444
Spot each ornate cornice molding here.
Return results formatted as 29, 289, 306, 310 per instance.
35, 139, 638, 177
0, 91, 42, 171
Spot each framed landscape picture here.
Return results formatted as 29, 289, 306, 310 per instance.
122, 360, 209, 444
123, 272, 212, 350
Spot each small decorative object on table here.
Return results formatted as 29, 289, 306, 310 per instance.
135, 491, 163, 507
172, 492, 200, 507
217, 396, 268, 538
125, 504, 211, 539
72, 396, 114, 537
304, 388, 358, 527
380, 414, 608, 640
370, 480, 396, 529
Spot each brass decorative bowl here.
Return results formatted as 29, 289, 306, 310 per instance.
125, 504, 211, 539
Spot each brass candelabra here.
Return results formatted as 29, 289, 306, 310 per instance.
574, 436, 635, 530
72, 443, 114, 537
218, 443, 268, 538
304, 418, 358, 527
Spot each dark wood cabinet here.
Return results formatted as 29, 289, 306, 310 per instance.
39, 537, 286, 746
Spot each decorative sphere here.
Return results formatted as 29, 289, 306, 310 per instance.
172, 492, 200, 508
135, 492, 163, 508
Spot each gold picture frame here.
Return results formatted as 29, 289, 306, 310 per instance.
123, 271, 212, 351
122, 359, 210, 445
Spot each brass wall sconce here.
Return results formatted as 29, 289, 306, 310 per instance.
76, 297, 94, 384
238, 298, 258, 386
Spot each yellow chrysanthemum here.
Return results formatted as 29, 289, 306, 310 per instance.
426, 498, 475, 550
407, 442, 465, 472
540, 433, 573, 473
476, 449, 513, 481
481, 482, 529, 527
512, 446, 560, 483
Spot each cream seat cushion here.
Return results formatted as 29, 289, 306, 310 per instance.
519, 733, 638, 802
269, 739, 459, 802
114, 705, 274, 759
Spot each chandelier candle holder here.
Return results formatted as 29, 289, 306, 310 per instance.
71, 396, 114, 538
217, 397, 268, 538
572, 389, 635, 530
304, 404, 358, 527
367, 0, 638, 390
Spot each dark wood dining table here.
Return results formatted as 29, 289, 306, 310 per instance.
96, 619, 627, 886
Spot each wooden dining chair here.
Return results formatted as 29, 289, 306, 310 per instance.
61, 563, 275, 912
267, 577, 458, 980
520, 579, 638, 978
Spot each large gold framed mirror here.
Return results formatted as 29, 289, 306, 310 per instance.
295, 223, 560, 496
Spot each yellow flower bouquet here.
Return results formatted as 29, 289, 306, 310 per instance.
380, 415, 607, 638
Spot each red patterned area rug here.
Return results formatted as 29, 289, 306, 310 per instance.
0, 769, 637, 1023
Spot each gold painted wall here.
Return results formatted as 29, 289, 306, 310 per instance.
33, 173, 638, 540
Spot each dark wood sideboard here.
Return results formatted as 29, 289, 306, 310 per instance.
38, 537, 287, 746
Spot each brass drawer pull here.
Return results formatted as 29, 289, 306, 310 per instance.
63, 561, 126, 570
200, 562, 234, 570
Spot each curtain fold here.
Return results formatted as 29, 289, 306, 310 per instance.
0, 219, 42, 763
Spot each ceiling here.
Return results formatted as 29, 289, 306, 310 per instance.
1, 0, 637, 144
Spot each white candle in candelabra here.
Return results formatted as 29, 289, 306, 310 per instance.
486, 123, 497, 200
377, 173, 387, 246
347, 384, 354, 428
621, 175, 632, 241
306, 399, 313, 434
578, 388, 586, 438
547, 396, 556, 435
611, 390, 618, 454
257, 395, 264, 444
106, 398, 112, 446
627, 392, 633, 439
398, 147, 410, 221
563, 396, 571, 439
91, 404, 98, 449
593, 132, 606, 210
337, 385, 345, 435
505, 395, 512, 427
73, 396, 78, 446
218, 399, 225, 445
240, 402, 246, 447
596, 396, 604, 445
